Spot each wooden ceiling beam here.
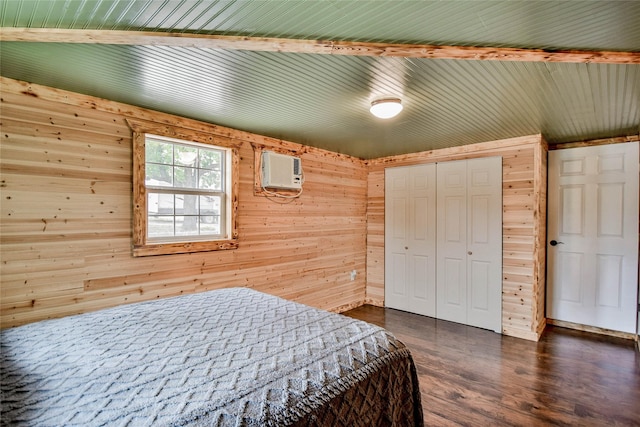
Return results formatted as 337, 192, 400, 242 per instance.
2, 28, 639, 64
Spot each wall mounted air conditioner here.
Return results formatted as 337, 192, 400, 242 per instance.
261, 151, 303, 190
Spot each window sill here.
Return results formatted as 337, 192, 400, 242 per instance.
133, 238, 238, 257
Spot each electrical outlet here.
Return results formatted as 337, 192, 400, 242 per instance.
350, 270, 357, 281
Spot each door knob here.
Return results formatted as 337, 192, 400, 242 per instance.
467, 251, 472, 255
549, 240, 564, 246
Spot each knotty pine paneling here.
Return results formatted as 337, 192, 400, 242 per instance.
366, 135, 548, 341
0, 77, 367, 327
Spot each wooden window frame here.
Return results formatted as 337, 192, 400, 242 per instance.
128, 119, 239, 256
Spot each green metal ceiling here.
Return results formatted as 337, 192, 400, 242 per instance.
1, 1, 639, 159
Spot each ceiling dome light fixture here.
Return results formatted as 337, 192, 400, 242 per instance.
370, 98, 403, 119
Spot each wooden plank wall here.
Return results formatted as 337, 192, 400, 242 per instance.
0, 77, 367, 328
366, 135, 548, 341
0, 76, 550, 341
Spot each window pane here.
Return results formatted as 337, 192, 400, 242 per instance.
148, 193, 159, 214
200, 217, 220, 235
158, 193, 175, 214
147, 193, 223, 240
174, 166, 198, 188
146, 164, 173, 186
182, 194, 199, 215
199, 195, 219, 215
175, 145, 198, 166
148, 193, 175, 215
146, 140, 173, 164
199, 170, 222, 190
175, 216, 200, 236
199, 149, 221, 170
148, 215, 174, 237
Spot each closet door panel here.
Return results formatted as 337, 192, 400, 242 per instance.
385, 191, 409, 310
437, 157, 502, 332
440, 256, 467, 322
385, 164, 437, 317
437, 160, 468, 324
466, 157, 503, 332
469, 260, 490, 311
387, 252, 408, 304
408, 165, 437, 316
411, 254, 430, 301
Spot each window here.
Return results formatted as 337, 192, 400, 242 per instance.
129, 119, 238, 256
145, 135, 227, 240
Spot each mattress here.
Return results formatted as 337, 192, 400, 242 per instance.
1, 287, 423, 426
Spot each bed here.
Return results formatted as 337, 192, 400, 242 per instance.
1, 287, 423, 426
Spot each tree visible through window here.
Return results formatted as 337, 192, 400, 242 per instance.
128, 119, 239, 257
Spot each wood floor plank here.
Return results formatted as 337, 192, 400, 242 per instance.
343, 305, 640, 426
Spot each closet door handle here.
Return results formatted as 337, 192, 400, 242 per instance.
467, 251, 472, 255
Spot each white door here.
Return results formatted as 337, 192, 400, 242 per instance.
547, 142, 639, 333
437, 157, 503, 332
385, 164, 437, 317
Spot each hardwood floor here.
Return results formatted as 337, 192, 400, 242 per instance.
343, 305, 640, 426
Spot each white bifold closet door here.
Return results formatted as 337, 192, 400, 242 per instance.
436, 157, 503, 332
384, 158, 502, 332
384, 164, 437, 317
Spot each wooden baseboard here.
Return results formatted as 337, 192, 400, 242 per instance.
502, 327, 541, 342
547, 318, 637, 341
364, 298, 384, 307
330, 300, 365, 314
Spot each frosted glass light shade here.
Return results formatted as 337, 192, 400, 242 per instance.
370, 98, 403, 119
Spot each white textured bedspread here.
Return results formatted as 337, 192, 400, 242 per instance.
1, 287, 422, 426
